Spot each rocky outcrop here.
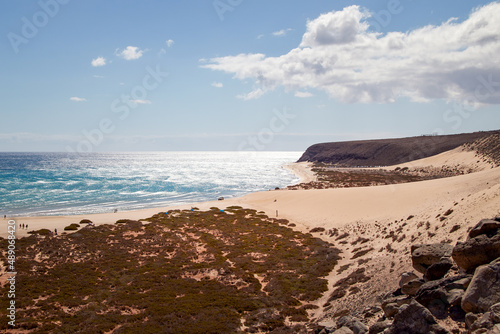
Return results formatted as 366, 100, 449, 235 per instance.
462, 258, 500, 313
318, 218, 500, 334
412, 243, 453, 274
452, 219, 500, 272
385, 300, 450, 334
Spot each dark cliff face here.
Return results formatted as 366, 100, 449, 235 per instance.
297, 130, 499, 167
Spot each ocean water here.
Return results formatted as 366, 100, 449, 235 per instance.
0, 152, 302, 217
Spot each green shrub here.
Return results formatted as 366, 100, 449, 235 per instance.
27, 229, 52, 236
64, 224, 80, 231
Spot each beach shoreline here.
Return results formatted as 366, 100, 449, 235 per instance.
2, 161, 315, 239
4, 161, 500, 240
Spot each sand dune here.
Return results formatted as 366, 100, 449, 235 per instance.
237, 165, 500, 232
382, 145, 496, 171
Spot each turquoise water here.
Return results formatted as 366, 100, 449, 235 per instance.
0, 152, 301, 217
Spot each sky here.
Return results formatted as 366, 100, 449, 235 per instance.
1, 0, 500, 152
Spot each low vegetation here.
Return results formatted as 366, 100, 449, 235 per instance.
0, 208, 340, 333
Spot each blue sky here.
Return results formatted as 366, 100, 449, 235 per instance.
1, 0, 499, 152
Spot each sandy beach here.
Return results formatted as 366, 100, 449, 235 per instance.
5, 150, 500, 241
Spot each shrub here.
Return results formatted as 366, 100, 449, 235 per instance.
64, 224, 80, 231
27, 229, 51, 236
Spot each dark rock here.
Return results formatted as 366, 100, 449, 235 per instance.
424, 257, 454, 281
467, 313, 482, 329
368, 320, 392, 334
415, 274, 471, 318
490, 303, 500, 323
471, 312, 494, 332
399, 271, 419, 288
401, 278, 425, 296
462, 258, 500, 313
384, 300, 450, 334
449, 305, 466, 322
469, 219, 500, 239
412, 244, 453, 274
337, 316, 368, 334
332, 327, 354, 334
452, 225, 500, 272
381, 296, 412, 318
447, 289, 465, 307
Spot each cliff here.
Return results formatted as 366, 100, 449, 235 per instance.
298, 130, 499, 167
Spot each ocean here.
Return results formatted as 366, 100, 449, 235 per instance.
0, 151, 302, 217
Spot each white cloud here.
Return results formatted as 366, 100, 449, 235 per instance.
237, 88, 266, 100
211, 82, 223, 88
70, 97, 87, 102
91, 57, 106, 67
166, 39, 174, 47
273, 28, 292, 37
116, 46, 144, 60
203, 3, 500, 105
130, 99, 151, 104
295, 91, 313, 98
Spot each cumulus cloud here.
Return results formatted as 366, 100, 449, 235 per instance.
70, 97, 87, 102
116, 46, 144, 60
166, 39, 174, 47
203, 3, 500, 105
211, 82, 223, 88
91, 57, 106, 67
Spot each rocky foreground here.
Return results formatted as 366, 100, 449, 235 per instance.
317, 218, 500, 334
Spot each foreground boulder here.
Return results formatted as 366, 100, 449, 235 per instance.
412, 243, 453, 274
424, 257, 454, 281
462, 258, 500, 313
452, 219, 500, 272
336, 316, 368, 334
383, 300, 450, 334
415, 274, 470, 319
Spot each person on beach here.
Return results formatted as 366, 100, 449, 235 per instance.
54, 228, 57, 236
